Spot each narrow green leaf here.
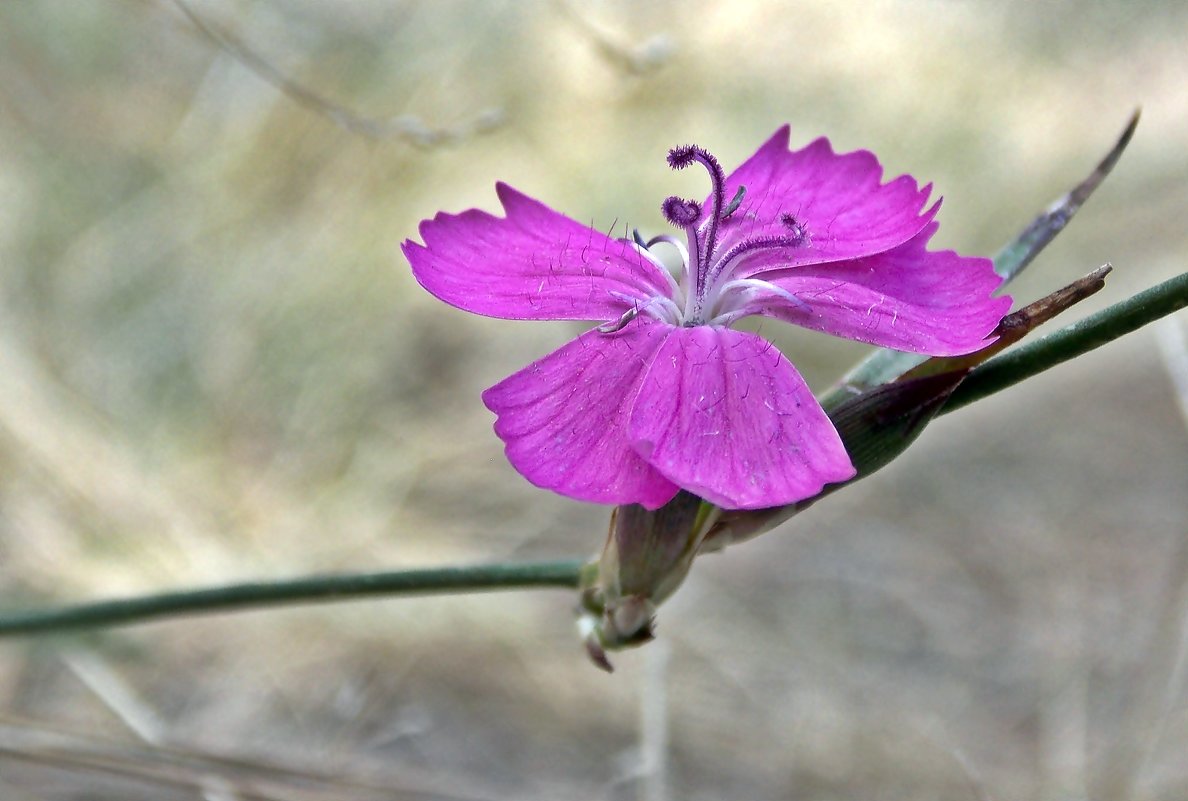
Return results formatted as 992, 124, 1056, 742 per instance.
818, 111, 1140, 408
992, 111, 1139, 284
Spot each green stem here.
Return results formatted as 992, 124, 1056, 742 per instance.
2, 271, 1185, 639
946, 270, 1188, 414
0, 561, 584, 636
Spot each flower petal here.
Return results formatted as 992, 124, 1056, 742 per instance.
404, 183, 674, 322
628, 327, 855, 509
482, 318, 680, 508
712, 126, 936, 270
749, 223, 1012, 355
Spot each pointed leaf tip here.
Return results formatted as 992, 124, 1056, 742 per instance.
994, 111, 1141, 284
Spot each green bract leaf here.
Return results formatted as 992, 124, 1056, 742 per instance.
819, 111, 1140, 408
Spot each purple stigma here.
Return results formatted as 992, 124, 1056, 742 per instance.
666, 145, 699, 169
662, 196, 702, 228
663, 143, 730, 294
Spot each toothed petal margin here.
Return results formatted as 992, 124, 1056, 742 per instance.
754, 223, 1012, 355
712, 126, 936, 270
404, 183, 674, 322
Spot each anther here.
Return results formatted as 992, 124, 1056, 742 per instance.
721, 185, 747, 219
780, 213, 809, 245
597, 306, 640, 334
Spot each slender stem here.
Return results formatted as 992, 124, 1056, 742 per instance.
3, 272, 1185, 639
945, 270, 1188, 414
0, 561, 585, 636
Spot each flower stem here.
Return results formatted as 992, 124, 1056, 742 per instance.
2, 270, 1184, 639
0, 561, 585, 636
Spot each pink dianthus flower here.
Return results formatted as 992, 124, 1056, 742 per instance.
403, 126, 1010, 510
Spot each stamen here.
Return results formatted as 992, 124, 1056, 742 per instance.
638, 233, 690, 305
721, 185, 746, 219
719, 278, 811, 312
597, 306, 640, 333
600, 293, 682, 331
709, 279, 811, 327
644, 234, 690, 265
644, 294, 684, 325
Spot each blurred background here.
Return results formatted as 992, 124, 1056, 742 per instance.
0, 0, 1186, 798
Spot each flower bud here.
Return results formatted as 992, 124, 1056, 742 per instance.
578, 491, 719, 670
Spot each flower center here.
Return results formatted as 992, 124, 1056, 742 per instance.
660, 144, 810, 326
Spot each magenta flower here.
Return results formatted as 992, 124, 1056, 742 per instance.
403, 126, 1011, 510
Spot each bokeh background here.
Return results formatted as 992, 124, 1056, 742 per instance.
1, 0, 1186, 798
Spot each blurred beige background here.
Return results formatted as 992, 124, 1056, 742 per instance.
0, 0, 1186, 798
